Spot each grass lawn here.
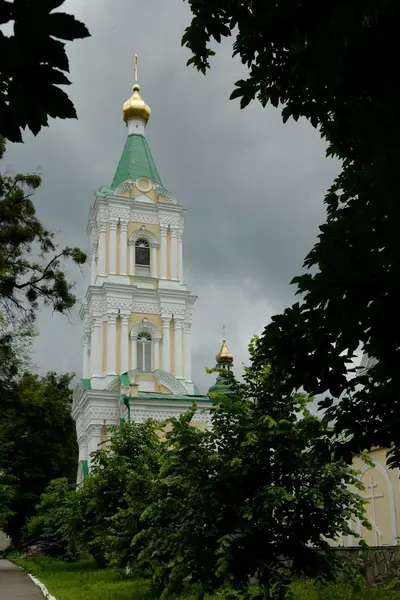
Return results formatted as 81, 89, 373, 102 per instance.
13, 556, 400, 600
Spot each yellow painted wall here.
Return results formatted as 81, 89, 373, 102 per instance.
120, 187, 158, 201
190, 422, 208, 432
128, 222, 160, 239
159, 385, 170, 394
129, 313, 162, 330
337, 447, 400, 547
100, 424, 107, 446
102, 321, 108, 372
136, 374, 156, 382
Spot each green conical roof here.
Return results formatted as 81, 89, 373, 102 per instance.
208, 374, 235, 398
111, 134, 162, 190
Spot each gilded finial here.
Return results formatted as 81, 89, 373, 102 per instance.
122, 53, 151, 123
133, 54, 139, 91
216, 326, 233, 366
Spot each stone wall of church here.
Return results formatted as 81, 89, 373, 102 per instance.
333, 546, 400, 586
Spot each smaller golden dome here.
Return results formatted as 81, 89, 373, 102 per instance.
122, 83, 151, 123
216, 339, 233, 365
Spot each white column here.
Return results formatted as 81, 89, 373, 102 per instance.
88, 426, 101, 469
107, 314, 117, 374
109, 221, 117, 274
174, 318, 183, 378
120, 222, 128, 275
78, 434, 88, 462
184, 323, 192, 382
131, 335, 137, 370
160, 226, 167, 279
170, 228, 178, 280
162, 317, 171, 372
91, 318, 103, 375
91, 241, 97, 285
83, 331, 90, 379
129, 242, 135, 275
151, 243, 158, 278
120, 315, 129, 373
178, 233, 183, 282
153, 339, 160, 370
98, 223, 106, 275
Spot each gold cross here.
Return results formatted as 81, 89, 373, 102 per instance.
222, 324, 226, 341
134, 54, 138, 85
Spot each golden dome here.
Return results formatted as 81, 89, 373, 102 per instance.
216, 339, 233, 365
122, 83, 151, 123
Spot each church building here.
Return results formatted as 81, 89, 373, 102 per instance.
72, 61, 226, 481
72, 62, 399, 549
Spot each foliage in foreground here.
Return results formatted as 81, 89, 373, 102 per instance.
132, 355, 367, 599
181, 0, 400, 468
75, 420, 162, 569
14, 556, 400, 600
30, 343, 367, 599
0, 139, 87, 322
25, 478, 78, 561
0, 372, 78, 547
0, 1, 90, 142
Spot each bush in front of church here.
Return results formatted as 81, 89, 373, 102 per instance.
24, 478, 78, 561
131, 338, 369, 600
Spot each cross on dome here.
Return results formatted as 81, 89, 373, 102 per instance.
122, 54, 151, 123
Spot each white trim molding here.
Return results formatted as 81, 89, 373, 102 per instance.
130, 320, 162, 341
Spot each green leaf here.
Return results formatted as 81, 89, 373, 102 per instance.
47, 12, 90, 41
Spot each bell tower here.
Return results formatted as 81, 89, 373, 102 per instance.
80, 57, 197, 396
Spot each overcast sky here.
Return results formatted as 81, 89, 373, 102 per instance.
3, 0, 340, 393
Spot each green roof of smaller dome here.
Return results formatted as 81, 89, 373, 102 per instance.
208, 376, 234, 398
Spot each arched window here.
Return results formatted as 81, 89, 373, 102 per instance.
135, 238, 150, 277
137, 331, 152, 372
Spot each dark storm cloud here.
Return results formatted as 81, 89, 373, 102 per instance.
3, 0, 340, 391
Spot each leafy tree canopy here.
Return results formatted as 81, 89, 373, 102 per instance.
0, 0, 90, 142
75, 420, 162, 569
0, 139, 87, 322
134, 344, 367, 600
25, 478, 78, 561
182, 0, 400, 466
0, 371, 78, 546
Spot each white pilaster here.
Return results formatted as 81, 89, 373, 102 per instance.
162, 316, 171, 372
107, 314, 117, 374
174, 318, 183, 379
153, 339, 160, 370
151, 243, 158, 278
178, 232, 183, 282
83, 331, 90, 379
78, 435, 88, 462
98, 223, 107, 275
91, 318, 103, 375
129, 242, 135, 275
91, 242, 97, 285
170, 228, 178, 280
120, 222, 128, 275
131, 334, 137, 370
120, 315, 129, 373
109, 221, 117, 274
160, 226, 167, 279
184, 323, 192, 382
88, 425, 101, 469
